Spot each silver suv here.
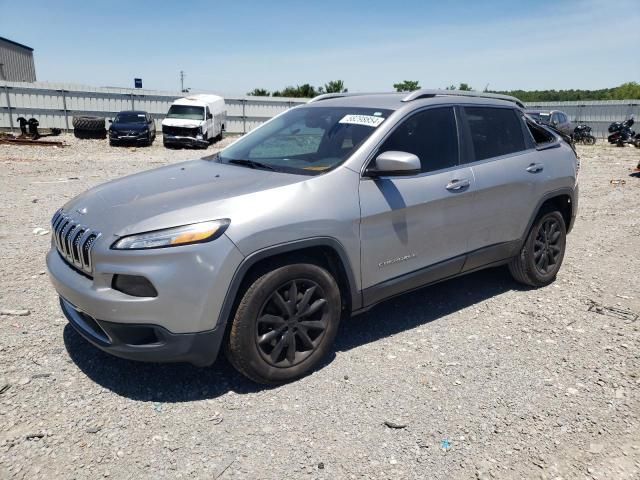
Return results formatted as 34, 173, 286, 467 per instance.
47, 90, 579, 384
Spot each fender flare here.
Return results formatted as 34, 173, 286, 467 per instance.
520, 187, 577, 242
216, 237, 361, 327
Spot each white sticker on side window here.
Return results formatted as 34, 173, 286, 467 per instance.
339, 114, 385, 128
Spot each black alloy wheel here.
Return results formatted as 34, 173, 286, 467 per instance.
533, 217, 563, 275
255, 279, 329, 368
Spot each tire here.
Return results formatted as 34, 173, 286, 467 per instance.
585, 135, 596, 145
508, 210, 567, 287
72, 116, 105, 131
225, 262, 341, 384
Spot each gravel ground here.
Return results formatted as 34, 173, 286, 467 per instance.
0, 134, 639, 480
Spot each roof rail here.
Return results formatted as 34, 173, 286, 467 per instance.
401, 89, 525, 108
307, 92, 387, 103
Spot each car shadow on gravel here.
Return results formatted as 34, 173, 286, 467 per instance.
333, 266, 517, 353
64, 266, 519, 402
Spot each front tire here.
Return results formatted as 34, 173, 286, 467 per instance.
508, 211, 567, 287
226, 263, 341, 384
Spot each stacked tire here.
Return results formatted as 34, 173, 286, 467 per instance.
72, 116, 106, 139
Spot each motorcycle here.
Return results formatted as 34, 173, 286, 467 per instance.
572, 124, 596, 145
607, 117, 640, 147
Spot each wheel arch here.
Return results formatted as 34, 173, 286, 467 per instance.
216, 238, 361, 329
522, 188, 576, 242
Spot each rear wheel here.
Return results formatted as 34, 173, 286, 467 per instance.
508, 211, 566, 287
225, 263, 341, 384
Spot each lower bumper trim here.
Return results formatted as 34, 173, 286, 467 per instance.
60, 297, 222, 367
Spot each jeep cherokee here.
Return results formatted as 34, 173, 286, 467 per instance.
47, 89, 579, 384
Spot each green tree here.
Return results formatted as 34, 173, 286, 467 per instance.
445, 84, 456, 90
323, 80, 348, 93
272, 84, 319, 98
490, 82, 640, 102
247, 88, 270, 97
393, 80, 421, 92
458, 83, 473, 91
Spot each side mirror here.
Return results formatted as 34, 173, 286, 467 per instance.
207, 113, 213, 120
366, 151, 421, 177
108, 119, 113, 123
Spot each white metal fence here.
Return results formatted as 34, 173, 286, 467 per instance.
1, 81, 638, 138
0, 81, 307, 134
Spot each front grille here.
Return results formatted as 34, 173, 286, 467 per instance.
162, 125, 199, 137
51, 210, 100, 275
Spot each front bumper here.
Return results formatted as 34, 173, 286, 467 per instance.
60, 297, 222, 366
163, 134, 208, 148
110, 132, 149, 144
47, 232, 244, 365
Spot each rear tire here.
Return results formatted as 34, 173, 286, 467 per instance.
508, 211, 566, 287
225, 263, 341, 384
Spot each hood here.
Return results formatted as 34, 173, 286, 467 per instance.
61, 159, 306, 239
162, 117, 205, 128
111, 122, 148, 132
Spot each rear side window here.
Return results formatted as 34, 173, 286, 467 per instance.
525, 117, 555, 146
379, 107, 458, 173
464, 107, 526, 161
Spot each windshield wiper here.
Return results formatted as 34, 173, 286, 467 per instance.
227, 159, 276, 171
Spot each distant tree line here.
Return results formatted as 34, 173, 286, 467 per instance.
491, 82, 640, 101
247, 80, 347, 98
247, 81, 640, 100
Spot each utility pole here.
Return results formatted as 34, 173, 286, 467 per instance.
180, 70, 185, 92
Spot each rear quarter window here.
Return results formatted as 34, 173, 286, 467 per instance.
464, 107, 526, 161
525, 117, 556, 146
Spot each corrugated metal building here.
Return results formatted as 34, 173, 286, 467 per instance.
0, 36, 36, 82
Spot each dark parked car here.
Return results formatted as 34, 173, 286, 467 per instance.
109, 111, 156, 146
526, 110, 574, 136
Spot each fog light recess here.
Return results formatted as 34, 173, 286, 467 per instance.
112, 274, 158, 297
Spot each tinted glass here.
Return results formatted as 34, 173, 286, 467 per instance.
379, 107, 458, 173
218, 107, 392, 176
464, 107, 526, 161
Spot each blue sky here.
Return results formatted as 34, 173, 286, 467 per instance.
1, 0, 638, 94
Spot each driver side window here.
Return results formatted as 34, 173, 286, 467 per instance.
379, 107, 459, 173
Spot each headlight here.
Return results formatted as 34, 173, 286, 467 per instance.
111, 219, 230, 250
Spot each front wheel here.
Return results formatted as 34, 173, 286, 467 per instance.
508, 211, 567, 287
225, 263, 341, 384
584, 135, 596, 145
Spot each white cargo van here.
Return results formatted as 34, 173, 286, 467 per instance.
162, 94, 226, 148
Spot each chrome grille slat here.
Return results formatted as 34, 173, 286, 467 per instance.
50, 210, 100, 275
76, 229, 93, 270
60, 222, 75, 257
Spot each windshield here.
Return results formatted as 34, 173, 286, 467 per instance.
115, 112, 147, 124
166, 105, 205, 120
217, 106, 392, 175
529, 112, 551, 123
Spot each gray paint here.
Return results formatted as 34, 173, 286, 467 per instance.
46, 90, 579, 364
0, 38, 36, 82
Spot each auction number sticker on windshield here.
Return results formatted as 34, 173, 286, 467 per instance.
339, 114, 385, 128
